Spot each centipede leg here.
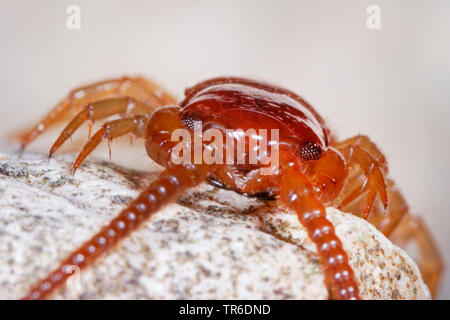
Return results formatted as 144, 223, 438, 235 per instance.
278, 151, 360, 300
23, 163, 210, 300
389, 213, 443, 297
48, 97, 152, 157
71, 115, 149, 172
334, 136, 388, 217
19, 76, 175, 149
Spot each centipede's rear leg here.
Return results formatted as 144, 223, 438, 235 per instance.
389, 212, 443, 297
355, 183, 443, 296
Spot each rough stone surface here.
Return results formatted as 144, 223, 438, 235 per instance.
0, 149, 430, 299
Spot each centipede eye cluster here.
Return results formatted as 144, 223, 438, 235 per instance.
301, 142, 322, 161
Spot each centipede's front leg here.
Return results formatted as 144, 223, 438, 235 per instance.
23, 163, 211, 300
277, 151, 360, 300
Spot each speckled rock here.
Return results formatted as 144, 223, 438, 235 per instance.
0, 149, 430, 299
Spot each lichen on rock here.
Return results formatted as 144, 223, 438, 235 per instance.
0, 149, 430, 299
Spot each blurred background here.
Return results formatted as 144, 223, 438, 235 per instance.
0, 0, 449, 298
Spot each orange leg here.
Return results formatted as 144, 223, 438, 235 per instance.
366, 183, 408, 236
280, 156, 359, 299
48, 97, 152, 158
367, 185, 443, 297
389, 214, 443, 297
333, 135, 388, 218
236, 152, 360, 300
72, 115, 149, 172
337, 135, 387, 169
19, 76, 176, 149
23, 163, 210, 300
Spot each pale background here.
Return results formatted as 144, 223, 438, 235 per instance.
0, 0, 449, 298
